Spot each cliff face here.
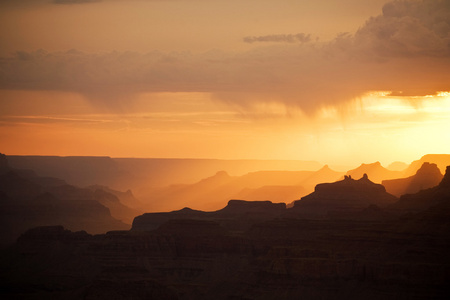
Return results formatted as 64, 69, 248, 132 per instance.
3, 158, 450, 299
0, 157, 131, 245
218, 199, 286, 214
440, 166, 450, 188
403, 154, 450, 176
132, 200, 286, 232
382, 162, 443, 197
389, 165, 450, 214
4, 209, 450, 300
292, 174, 397, 217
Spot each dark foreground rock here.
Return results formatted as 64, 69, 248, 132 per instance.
2, 168, 450, 299
132, 199, 287, 232
2, 210, 450, 299
291, 174, 397, 218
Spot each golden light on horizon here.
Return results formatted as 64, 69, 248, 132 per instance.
0, 0, 449, 168
2, 2, 450, 297
1, 89, 449, 168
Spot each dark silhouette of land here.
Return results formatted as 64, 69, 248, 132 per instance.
1, 153, 450, 299
0, 154, 140, 245
382, 162, 443, 197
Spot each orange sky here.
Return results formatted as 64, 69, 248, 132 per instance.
0, 0, 449, 167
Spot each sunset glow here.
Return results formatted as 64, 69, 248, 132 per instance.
1, 0, 449, 167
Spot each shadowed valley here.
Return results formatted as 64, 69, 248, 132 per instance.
1, 154, 450, 299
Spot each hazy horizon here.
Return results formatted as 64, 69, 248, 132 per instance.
1, 0, 450, 168
3, 152, 448, 171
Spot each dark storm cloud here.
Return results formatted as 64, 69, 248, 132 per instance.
352, 0, 450, 58
0, 0, 449, 112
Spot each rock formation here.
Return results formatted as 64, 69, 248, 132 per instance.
4, 190, 450, 300
382, 162, 443, 197
403, 154, 450, 176
2, 155, 450, 299
0, 155, 132, 245
132, 200, 286, 232
345, 161, 402, 183
389, 165, 450, 214
291, 174, 397, 217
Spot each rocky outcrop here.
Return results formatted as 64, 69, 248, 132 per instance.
403, 154, 450, 176
0, 159, 131, 245
389, 165, 450, 214
5, 167, 450, 298
345, 161, 402, 183
5, 210, 450, 300
88, 185, 143, 209
291, 174, 397, 217
382, 162, 443, 197
218, 199, 286, 214
440, 166, 450, 188
132, 200, 286, 232
93, 189, 142, 224
132, 207, 209, 231
2, 157, 450, 299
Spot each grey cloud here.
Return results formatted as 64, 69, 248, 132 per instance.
352, 0, 450, 58
243, 33, 312, 44
0, 0, 449, 113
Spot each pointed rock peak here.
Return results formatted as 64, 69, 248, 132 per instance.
344, 175, 354, 181
357, 173, 375, 184
172, 207, 205, 214
200, 170, 231, 184
179, 207, 194, 212
320, 164, 331, 171
439, 166, 450, 188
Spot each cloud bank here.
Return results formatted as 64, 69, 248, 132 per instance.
0, 0, 449, 112
243, 33, 312, 44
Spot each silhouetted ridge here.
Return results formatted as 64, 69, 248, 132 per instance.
345, 161, 401, 183
0, 157, 132, 244
18, 225, 90, 243
219, 199, 286, 213
389, 165, 450, 213
382, 162, 443, 197
404, 154, 450, 176
132, 200, 286, 232
439, 166, 450, 188
313, 173, 386, 194
132, 207, 208, 231
292, 174, 397, 217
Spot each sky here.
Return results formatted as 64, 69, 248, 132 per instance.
0, 0, 449, 167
